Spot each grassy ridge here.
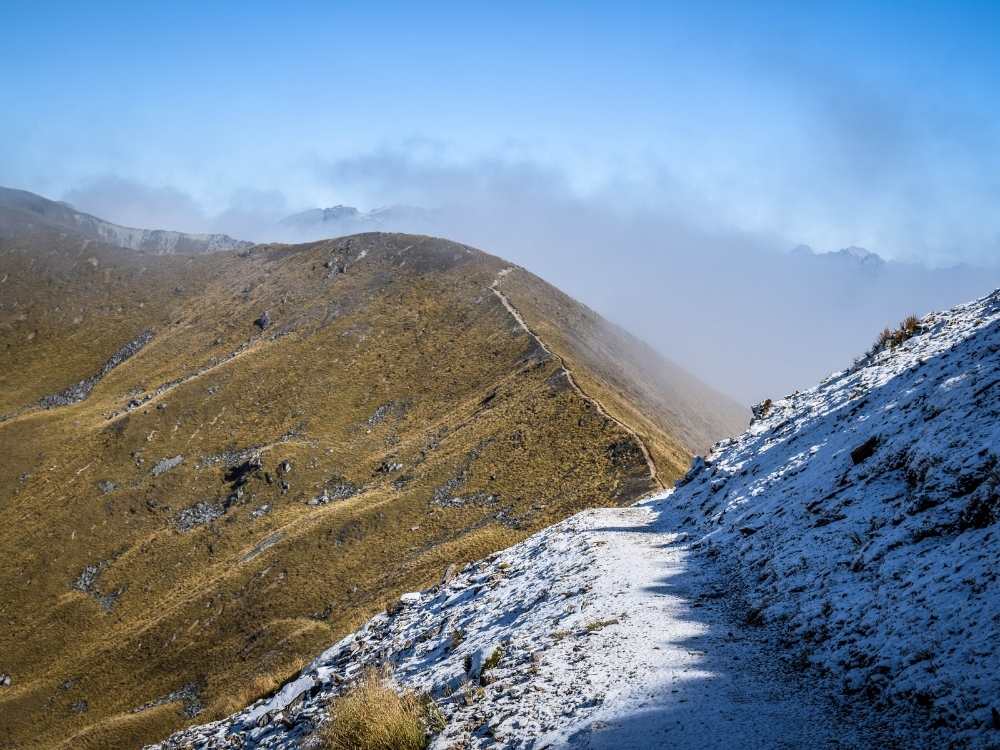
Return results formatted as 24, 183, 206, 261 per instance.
0, 234, 664, 748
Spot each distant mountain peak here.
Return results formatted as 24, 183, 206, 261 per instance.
279, 204, 431, 233
280, 206, 362, 226
835, 245, 883, 264
789, 243, 885, 266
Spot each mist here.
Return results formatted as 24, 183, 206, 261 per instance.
61, 153, 1000, 406
332, 155, 999, 406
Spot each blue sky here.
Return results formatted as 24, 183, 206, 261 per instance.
3, 1, 1000, 265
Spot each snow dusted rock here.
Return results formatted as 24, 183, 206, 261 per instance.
675, 454, 706, 486
399, 592, 422, 606
674, 288, 1000, 746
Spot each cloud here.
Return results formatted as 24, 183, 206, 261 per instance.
63, 177, 209, 232
307, 148, 1000, 404
728, 61, 1000, 265
57, 147, 1000, 406
61, 178, 291, 240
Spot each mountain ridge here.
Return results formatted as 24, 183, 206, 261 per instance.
0, 200, 743, 748
279, 204, 432, 235
0, 186, 251, 254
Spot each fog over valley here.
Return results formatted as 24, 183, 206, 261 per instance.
56, 162, 1000, 404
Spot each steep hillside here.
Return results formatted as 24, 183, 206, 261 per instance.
0, 187, 250, 254
0, 222, 738, 748
497, 267, 747, 465
152, 289, 998, 750
672, 289, 1000, 746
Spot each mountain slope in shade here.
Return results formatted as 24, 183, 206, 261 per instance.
151, 288, 998, 750
0, 186, 251, 254
0, 203, 741, 748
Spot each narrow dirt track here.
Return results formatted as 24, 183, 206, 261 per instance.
490, 268, 662, 489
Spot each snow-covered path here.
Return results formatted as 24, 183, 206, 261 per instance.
152, 501, 911, 750
490, 502, 899, 750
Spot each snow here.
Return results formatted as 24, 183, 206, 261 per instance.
670, 288, 1000, 746
148, 288, 999, 749
151, 505, 914, 749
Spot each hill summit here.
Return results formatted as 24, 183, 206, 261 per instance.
0, 192, 744, 748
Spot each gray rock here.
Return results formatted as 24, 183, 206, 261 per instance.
308, 476, 360, 505
441, 564, 459, 585
39, 330, 154, 409
175, 502, 225, 532
151, 455, 184, 476
254, 311, 271, 330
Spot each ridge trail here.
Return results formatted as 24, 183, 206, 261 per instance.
150, 499, 911, 749
490, 267, 662, 489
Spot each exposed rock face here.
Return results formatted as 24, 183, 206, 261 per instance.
174, 502, 225, 532
39, 330, 154, 408
151, 455, 183, 476
0, 186, 251, 254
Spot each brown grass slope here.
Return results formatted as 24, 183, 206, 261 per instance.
0, 228, 738, 749
495, 266, 747, 473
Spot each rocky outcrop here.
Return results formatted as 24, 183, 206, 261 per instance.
39, 330, 154, 408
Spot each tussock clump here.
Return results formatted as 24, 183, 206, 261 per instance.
481, 646, 504, 673
584, 617, 620, 633
874, 314, 921, 352
319, 668, 444, 750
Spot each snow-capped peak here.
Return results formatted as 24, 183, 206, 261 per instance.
789, 243, 885, 266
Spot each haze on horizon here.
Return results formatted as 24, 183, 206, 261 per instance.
3, 0, 1000, 404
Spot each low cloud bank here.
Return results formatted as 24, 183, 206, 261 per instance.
62, 157, 1000, 405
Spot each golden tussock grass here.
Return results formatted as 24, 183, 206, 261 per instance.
875, 313, 922, 351
318, 667, 444, 750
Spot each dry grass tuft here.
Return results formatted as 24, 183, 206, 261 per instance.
319, 667, 444, 750
584, 617, 620, 633
481, 646, 504, 673
874, 314, 922, 352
